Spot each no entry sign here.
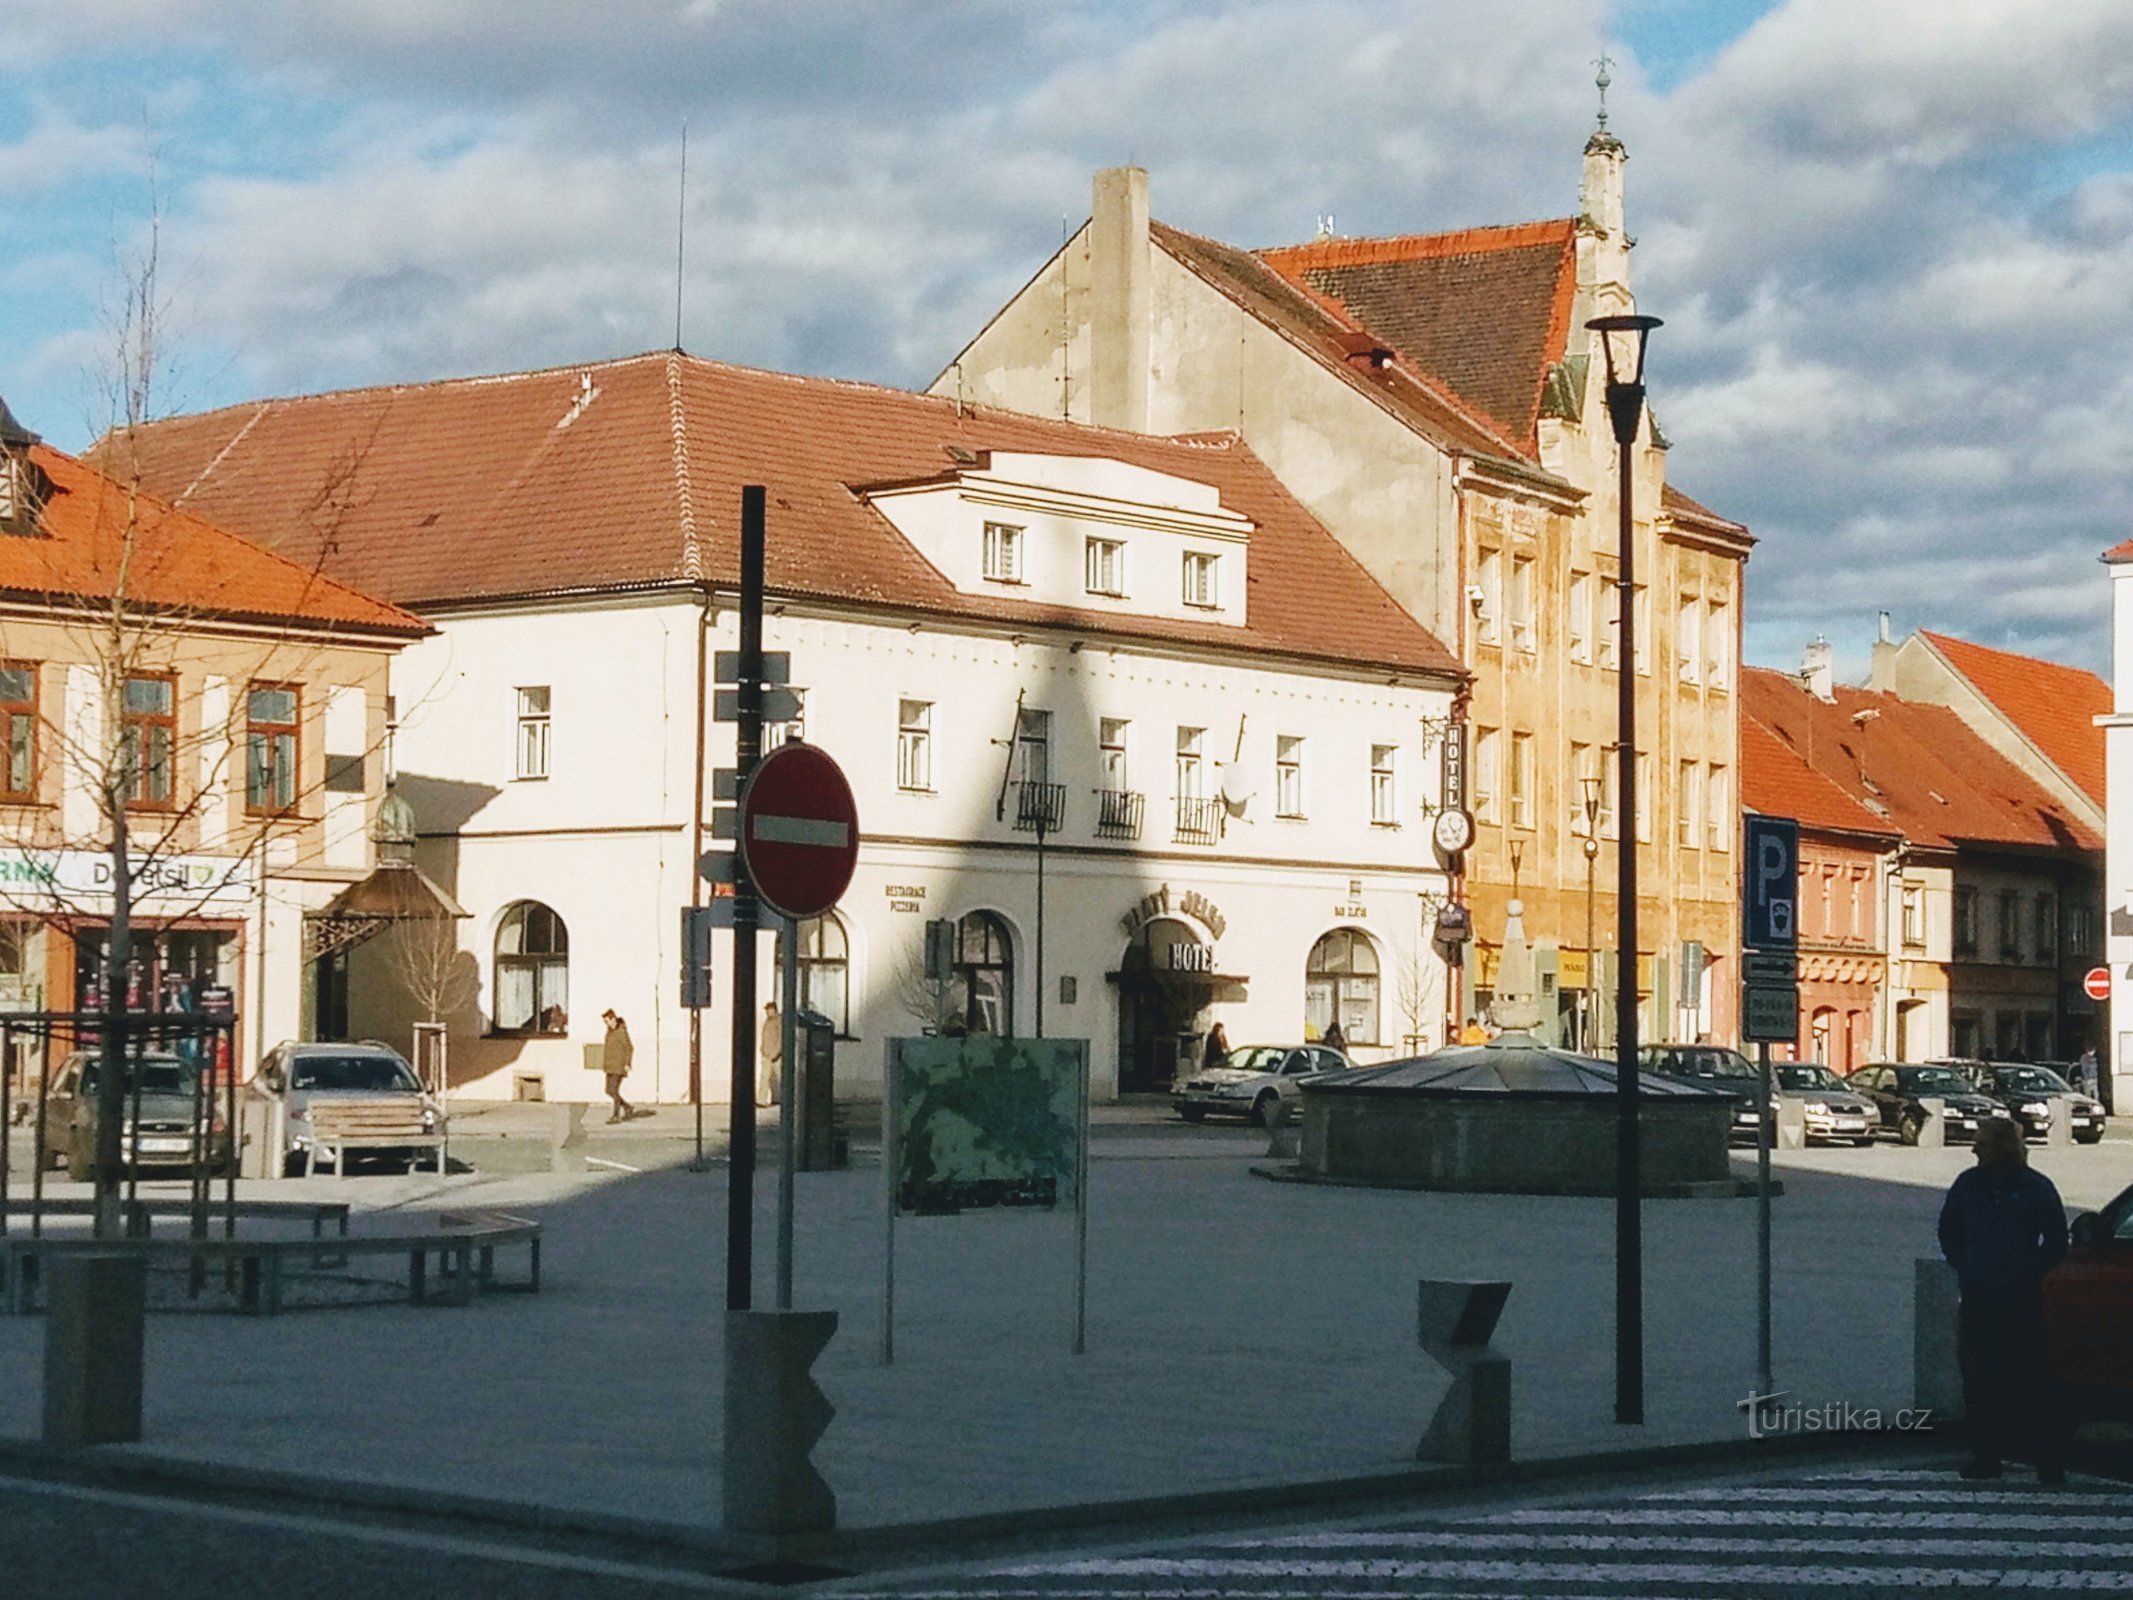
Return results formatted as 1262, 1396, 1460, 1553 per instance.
2085, 966, 2112, 1003
740, 741, 860, 921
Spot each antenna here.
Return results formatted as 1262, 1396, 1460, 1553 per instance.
674, 120, 688, 351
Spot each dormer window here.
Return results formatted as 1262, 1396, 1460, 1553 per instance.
982, 521, 1024, 584
0, 453, 36, 533
1084, 537, 1124, 597
1182, 550, 1220, 608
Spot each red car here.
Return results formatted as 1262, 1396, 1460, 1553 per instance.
2045, 1184, 2133, 1419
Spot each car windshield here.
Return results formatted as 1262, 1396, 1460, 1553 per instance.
75, 1057, 195, 1095
1221, 1047, 1289, 1074
1901, 1068, 1969, 1094
1994, 1066, 2070, 1094
1656, 1049, 1756, 1080
1776, 1064, 1844, 1091
289, 1055, 421, 1092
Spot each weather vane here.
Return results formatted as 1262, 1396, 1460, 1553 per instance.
1594, 54, 1614, 130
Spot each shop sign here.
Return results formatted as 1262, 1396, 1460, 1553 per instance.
1119, 884, 1227, 941
0, 850, 255, 911
885, 883, 926, 914
1166, 943, 1216, 973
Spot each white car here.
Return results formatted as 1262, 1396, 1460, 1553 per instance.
1172, 1044, 1353, 1125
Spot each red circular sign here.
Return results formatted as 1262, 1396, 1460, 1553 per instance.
740, 742, 860, 920
2085, 966, 2112, 1003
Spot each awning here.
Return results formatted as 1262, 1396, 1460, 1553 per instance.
303, 863, 467, 960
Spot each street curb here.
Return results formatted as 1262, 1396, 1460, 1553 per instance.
1249, 1163, 1786, 1199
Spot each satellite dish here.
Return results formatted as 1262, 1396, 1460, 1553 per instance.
1218, 714, 1255, 818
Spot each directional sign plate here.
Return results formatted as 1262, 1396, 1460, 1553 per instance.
714, 686, 803, 724
1743, 950, 1798, 986
713, 650, 791, 686
739, 741, 860, 921
1742, 982, 1799, 1044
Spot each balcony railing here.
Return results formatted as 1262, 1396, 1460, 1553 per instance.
1094, 788, 1144, 840
1174, 795, 1224, 845
1013, 780, 1067, 835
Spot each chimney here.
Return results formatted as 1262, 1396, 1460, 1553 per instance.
1868, 610, 1898, 693
1089, 166, 1151, 432
1802, 636, 1835, 702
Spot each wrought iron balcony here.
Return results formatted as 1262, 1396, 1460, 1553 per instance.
1094, 788, 1144, 840
1174, 795, 1224, 845
1013, 780, 1067, 834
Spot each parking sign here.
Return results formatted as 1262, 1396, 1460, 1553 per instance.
1743, 815, 1799, 951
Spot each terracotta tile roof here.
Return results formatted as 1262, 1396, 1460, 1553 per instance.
109, 352, 1461, 678
1661, 483, 1749, 538
1740, 713, 1899, 839
1918, 630, 2107, 807
1, 440, 427, 638
2103, 538, 2133, 563
1741, 667, 2100, 854
1257, 220, 1578, 451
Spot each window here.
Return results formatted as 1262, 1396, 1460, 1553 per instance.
1568, 574, 1593, 663
1677, 598, 1703, 684
1901, 882, 1925, 948
1015, 709, 1051, 786
1997, 890, 2021, 962
1634, 587, 1651, 675
1569, 742, 1593, 834
1084, 537, 1124, 596
982, 521, 1023, 582
494, 900, 568, 1034
1707, 764, 1729, 851
896, 699, 932, 792
1508, 557, 1536, 651
2035, 893, 2058, 963
1473, 726, 1500, 825
1275, 734, 1305, 819
1599, 749, 1620, 839
245, 685, 300, 814
1706, 602, 1732, 690
1175, 725, 1205, 798
2070, 901, 2097, 955
515, 686, 550, 780
1679, 760, 1702, 846
1100, 718, 1130, 789
1508, 733, 1533, 829
1370, 743, 1398, 826
1636, 751, 1651, 841
1955, 887, 1979, 956
0, 662, 33, 801
1306, 929, 1379, 1047
1181, 551, 1219, 607
1475, 549, 1502, 646
1600, 580, 1621, 670
777, 914, 850, 1036
950, 910, 1014, 1036
1849, 870, 1865, 939
122, 674, 175, 806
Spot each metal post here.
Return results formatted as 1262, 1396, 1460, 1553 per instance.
0, 1021, 11, 1237
691, 591, 710, 1171
1584, 840, 1599, 1052
726, 485, 766, 1312
1756, 1039, 1774, 1398
1035, 810, 1047, 1039
32, 1030, 51, 1237
775, 926, 798, 1310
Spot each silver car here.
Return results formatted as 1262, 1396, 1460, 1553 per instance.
253, 1041, 443, 1175
1172, 1044, 1352, 1125
40, 1050, 233, 1179
1768, 1061, 1880, 1145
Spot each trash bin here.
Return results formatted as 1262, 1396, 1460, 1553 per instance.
795, 1010, 844, 1171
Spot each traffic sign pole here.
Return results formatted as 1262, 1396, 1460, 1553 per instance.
726, 486, 766, 1314
1741, 814, 1800, 1413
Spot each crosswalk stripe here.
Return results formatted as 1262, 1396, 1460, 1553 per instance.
994, 1558, 2133, 1588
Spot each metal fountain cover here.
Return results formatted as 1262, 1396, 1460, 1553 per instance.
1305, 1034, 1737, 1100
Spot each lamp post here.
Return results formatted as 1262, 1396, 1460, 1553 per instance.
1581, 776, 1602, 1053
1588, 310, 1661, 1427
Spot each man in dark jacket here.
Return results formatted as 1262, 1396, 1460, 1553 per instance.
1937, 1117, 2068, 1482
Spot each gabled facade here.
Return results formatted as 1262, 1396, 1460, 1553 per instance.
938, 129, 1753, 1052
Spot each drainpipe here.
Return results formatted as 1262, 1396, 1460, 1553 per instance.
690, 586, 711, 1164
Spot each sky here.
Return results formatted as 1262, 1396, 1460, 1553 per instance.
3, 0, 2130, 678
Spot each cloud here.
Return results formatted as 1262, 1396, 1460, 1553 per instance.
0, 105, 145, 194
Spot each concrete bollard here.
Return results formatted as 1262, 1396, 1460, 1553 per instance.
2044, 1099, 2073, 1147
1263, 1095, 1299, 1159
43, 1250, 147, 1447
1913, 1257, 1963, 1420
1911, 1098, 1947, 1148
1775, 1098, 1807, 1150
723, 1309, 839, 1538
1416, 1279, 1512, 1466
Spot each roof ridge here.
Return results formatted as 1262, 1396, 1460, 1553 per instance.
666, 352, 703, 583
1256, 217, 1578, 271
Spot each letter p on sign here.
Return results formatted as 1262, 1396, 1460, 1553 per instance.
1744, 815, 1799, 951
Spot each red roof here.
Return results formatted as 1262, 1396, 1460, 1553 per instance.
2103, 538, 2133, 563
1740, 714, 1899, 839
2, 440, 426, 638
1919, 630, 2107, 807
107, 352, 1461, 677
1740, 668, 2099, 854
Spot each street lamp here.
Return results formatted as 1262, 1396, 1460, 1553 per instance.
1588, 310, 1661, 1428
1581, 776, 1602, 1053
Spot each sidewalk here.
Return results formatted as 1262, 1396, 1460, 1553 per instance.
3, 1137, 2128, 1548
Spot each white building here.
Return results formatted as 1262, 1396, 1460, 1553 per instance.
2101, 539, 2133, 1109
122, 354, 1466, 1103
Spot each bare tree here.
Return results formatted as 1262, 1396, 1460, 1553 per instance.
383, 915, 479, 1032
890, 939, 949, 1033
1394, 937, 1433, 1055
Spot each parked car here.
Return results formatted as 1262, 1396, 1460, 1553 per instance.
1939, 1059, 2106, 1145
1767, 1061, 1880, 1145
1637, 1044, 1770, 1144
252, 1041, 443, 1174
2047, 1182, 2133, 1421
1172, 1044, 1352, 1125
40, 1050, 231, 1179
1845, 1062, 2008, 1144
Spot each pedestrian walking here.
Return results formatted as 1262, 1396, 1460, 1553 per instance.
600, 1010, 636, 1123
758, 1001, 782, 1107
1202, 1021, 1230, 1070
1937, 1117, 2069, 1482
2075, 1048, 2100, 1100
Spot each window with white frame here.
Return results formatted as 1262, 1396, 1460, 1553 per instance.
1099, 718, 1129, 789
1599, 580, 1621, 670
1707, 764, 1729, 851
1706, 602, 1732, 690
1901, 882, 1925, 948
1568, 572, 1593, 663
1508, 732, 1533, 829
1636, 752, 1652, 841
1509, 557, 1536, 652
896, 699, 933, 792
1634, 587, 1651, 675
1275, 734, 1305, 819
515, 686, 550, 780
1570, 741, 1594, 834
1369, 743, 1397, 825
1475, 548, 1503, 646
1016, 708, 1051, 786
982, 520, 1024, 583
1181, 551, 1220, 607
1084, 537, 1124, 597
1678, 597, 1703, 684
1600, 751, 1620, 839
1176, 726, 1205, 798
1679, 759, 1702, 846
1473, 726, 1501, 825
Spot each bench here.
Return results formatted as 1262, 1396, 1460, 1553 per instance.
305, 1100, 446, 1177
1, 1197, 349, 1240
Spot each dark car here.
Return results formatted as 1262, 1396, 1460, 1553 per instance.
1638, 1044, 1769, 1144
1846, 1062, 2008, 1145
1768, 1061, 1880, 1145
39, 1050, 232, 1179
1940, 1059, 2105, 1145
2047, 1182, 2133, 1421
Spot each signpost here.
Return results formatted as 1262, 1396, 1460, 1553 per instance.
1739, 813, 1799, 1404
741, 740, 860, 1313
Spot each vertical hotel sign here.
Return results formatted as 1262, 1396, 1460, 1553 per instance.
1441, 718, 1467, 814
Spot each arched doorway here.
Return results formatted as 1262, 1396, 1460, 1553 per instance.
947, 911, 1014, 1037
1116, 917, 1209, 1092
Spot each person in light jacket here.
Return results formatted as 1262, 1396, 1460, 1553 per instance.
600, 1010, 636, 1123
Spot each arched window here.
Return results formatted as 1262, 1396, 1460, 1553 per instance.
1305, 929, 1379, 1046
950, 911, 1014, 1037
775, 915, 851, 1037
1810, 1006, 1836, 1065
495, 900, 569, 1035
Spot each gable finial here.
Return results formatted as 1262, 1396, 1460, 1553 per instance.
1594, 54, 1614, 131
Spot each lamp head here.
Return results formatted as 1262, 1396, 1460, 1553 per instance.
1586, 313, 1662, 444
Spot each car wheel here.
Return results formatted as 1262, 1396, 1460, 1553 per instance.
1250, 1092, 1278, 1128
1178, 1107, 1206, 1123
1898, 1112, 1922, 1147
